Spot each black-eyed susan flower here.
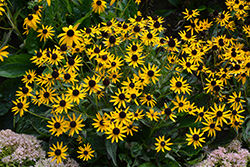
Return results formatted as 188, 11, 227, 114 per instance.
140, 30, 158, 46
170, 76, 192, 95
195, 106, 207, 123
114, 107, 133, 125
53, 94, 73, 114
0, 45, 9, 62
161, 103, 177, 122
92, 0, 107, 14
48, 49, 64, 65
202, 118, 221, 137
127, 89, 142, 106
215, 11, 231, 26
228, 91, 245, 109
133, 70, 150, 87
48, 142, 68, 164
37, 25, 55, 42
108, 70, 122, 84
101, 18, 117, 34
141, 63, 161, 84
121, 77, 140, 91
165, 37, 180, 52
64, 55, 83, 72
146, 108, 159, 121
132, 109, 144, 121
207, 103, 231, 127
186, 127, 205, 149
39, 87, 57, 105
23, 14, 40, 30
31, 91, 42, 106
124, 53, 145, 68
11, 98, 29, 117
66, 113, 85, 137
140, 93, 156, 107
58, 24, 82, 47
21, 70, 36, 84
103, 35, 121, 48
172, 96, 188, 113
33, 5, 42, 17
110, 88, 128, 108
126, 121, 138, 136
82, 75, 104, 95
128, 11, 145, 26
178, 57, 197, 74
66, 84, 86, 105
229, 105, 245, 121
47, 115, 68, 136
108, 55, 123, 72
30, 49, 44, 67
60, 69, 78, 84
16, 85, 33, 99
204, 78, 223, 94
184, 18, 199, 34
182, 8, 200, 21
77, 143, 95, 161
106, 122, 127, 143
92, 112, 109, 132
155, 136, 173, 153
229, 118, 244, 131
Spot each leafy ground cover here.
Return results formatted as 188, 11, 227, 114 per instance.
0, 0, 250, 166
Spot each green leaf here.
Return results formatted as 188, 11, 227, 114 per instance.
138, 162, 157, 167
154, 9, 176, 17
131, 142, 143, 158
105, 139, 117, 166
168, 0, 179, 7
0, 53, 37, 78
197, 6, 206, 11
74, 11, 92, 26
118, 153, 132, 165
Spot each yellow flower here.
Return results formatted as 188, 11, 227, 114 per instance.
186, 127, 205, 149
48, 142, 68, 164
155, 136, 173, 152
58, 24, 82, 47
92, 0, 107, 14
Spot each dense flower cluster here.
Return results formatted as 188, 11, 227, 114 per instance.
35, 157, 79, 167
5, 0, 250, 165
0, 129, 46, 165
196, 140, 250, 167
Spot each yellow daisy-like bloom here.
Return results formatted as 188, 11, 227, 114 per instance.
15, 85, 33, 99
170, 76, 192, 95
194, 106, 207, 123
229, 118, 244, 131
48, 142, 68, 164
21, 69, 36, 84
58, 24, 82, 47
64, 55, 83, 72
140, 93, 157, 107
110, 88, 128, 108
113, 107, 133, 125
140, 30, 158, 46
227, 91, 245, 109
215, 11, 231, 27
11, 98, 29, 117
126, 121, 138, 136
77, 143, 95, 161
66, 113, 85, 137
37, 25, 55, 42
23, 14, 40, 30
202, 118, 221, 137
124, 53, 145, 68
66, 84, 86, 105
165, 36, 180, 52
53, 94, 73, 114
30, 49, 44, 67
105, 122, 127, 143
82, 75, 104, 95
39, 87, 57, 105
141, 63, 161, 84
155, 136, 173, 153
0, 45, 9, 61
47, 115, 68, 137
161, 103, 177, 122
182, 8, 200, 21
92, 112, 109, 132
132, 109, 145, 121
92, 0, 107, 14
146, 108, 159, 121
207, 103, 231, 127
186, 127, 205, 149
108, 70, 122, 84
103, 35, 122, 48
172, 96, 188, 113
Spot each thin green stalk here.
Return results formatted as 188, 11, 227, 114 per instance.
114, 0, 119, 16
200, 73, 204, 89
120, 0, 132, 18
244, 86, 249, 114
26, 110, 50, 121
118, 45, 125, 57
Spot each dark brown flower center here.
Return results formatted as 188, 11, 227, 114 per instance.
60, 100, 66, 107
193, 134, 199, 141
89, 80, 96, 87
70, 121, 76, 128
55, 149, 61, 155
113, 128, 120, 135
67, 30, 74, 37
